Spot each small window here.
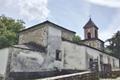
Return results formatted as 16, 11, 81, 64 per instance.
100, 54, 103, 62
56, 50, 61, 61
113, 59, 115, 68
108, 57, 110, 64
89, 58, 93, 69
95, 29, 98, 38
87, 32, 91, 39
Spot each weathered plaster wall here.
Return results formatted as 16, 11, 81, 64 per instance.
19, 24, 48, 47
85, 45, 119, 71
46, 26, 63, 70
62, 41, 87, 70
9, 47, 64, 72
10, 24, 65, 72
61, 30, 75, 41
10, 48, 46, 72
62, 41, 119, 71
46, 23, 75, 41
84, 40, 104, 51
0, 48, 9, 75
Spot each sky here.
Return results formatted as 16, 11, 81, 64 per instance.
0, 0, 120, 41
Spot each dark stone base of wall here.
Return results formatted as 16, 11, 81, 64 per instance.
8, 69, 85, 80
55, 72, 99, 80
100, 70, 120, 79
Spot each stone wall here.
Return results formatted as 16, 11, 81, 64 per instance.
19, 24, 48, 47
83, 39, 104, 51
36, 71, 99, 80
100, 70, 120, 78
61, 30, 75, 41
56, 72, 99, 80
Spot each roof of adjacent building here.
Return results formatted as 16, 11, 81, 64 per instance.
83, 18, 98, 29
19, 20, 76, 34
82, 38, 104, 43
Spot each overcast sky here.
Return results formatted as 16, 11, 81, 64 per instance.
0, 0, 120, 41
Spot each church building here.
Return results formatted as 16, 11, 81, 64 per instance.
0, 19, 119, 80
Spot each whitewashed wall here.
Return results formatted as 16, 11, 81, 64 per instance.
81, 44, 119, 70
62, 41, 119, 71
62, 41, 87, 70
46, 25, 63, 70
0, 48, 9, 75
10, 48, 46, 72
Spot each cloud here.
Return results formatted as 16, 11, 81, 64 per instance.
86, 0, 120, 8
19, 0, 49, 21
0, 0, 49, 21
99, 10, 120, 41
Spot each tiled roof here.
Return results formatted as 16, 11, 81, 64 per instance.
19, 20, 76, 34
83, 18, 98, 29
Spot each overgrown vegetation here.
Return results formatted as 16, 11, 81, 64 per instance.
106, 31, 120, 58
0, 15, 25, 49
72, 35, 81, 43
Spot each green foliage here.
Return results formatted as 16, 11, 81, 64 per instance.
0, 15, 25, 48
106, 31, 120, 58
72, 35, 81, 43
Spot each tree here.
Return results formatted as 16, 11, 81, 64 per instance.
0, 15, 25, 48
72, 35, 81, 43
106, 31, 120, 58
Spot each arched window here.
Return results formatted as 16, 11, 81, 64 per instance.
87, 32, 91, 39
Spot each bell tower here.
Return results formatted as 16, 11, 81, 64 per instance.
83, 18, 104, 51
84, 18, 98, 39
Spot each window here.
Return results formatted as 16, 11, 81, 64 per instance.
87, 32, 91, 39
100, 54, 103, 63
56, 50, 61, 61
108, 57, 110, 64
89, 58, 93, 69
95, 29, 98, 38
113, 59, 115, 68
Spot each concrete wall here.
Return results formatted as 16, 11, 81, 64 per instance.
0, 48, 9, 76
19, 24, 48, 47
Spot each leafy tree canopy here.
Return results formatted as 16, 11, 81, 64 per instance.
72, 35, 81, 43
0, 15, 25, 48
106, 31, 120, 58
